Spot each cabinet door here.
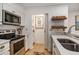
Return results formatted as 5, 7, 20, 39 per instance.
3, 4, 21, 16
0, 3, 2, 23
3, 4, 16, 14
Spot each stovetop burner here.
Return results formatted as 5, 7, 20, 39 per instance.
0, 33, 15, 39
0, 33, 25, 41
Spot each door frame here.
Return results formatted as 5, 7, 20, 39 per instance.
44, 13, 49, 49
32, 13, 48, 47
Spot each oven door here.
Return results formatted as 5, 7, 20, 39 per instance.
10, 37, 25, 55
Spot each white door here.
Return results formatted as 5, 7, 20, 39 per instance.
32, 14, 45, 44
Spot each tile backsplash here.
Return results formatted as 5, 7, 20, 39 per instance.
0, 25, 19, 34
0, 25, 18, 29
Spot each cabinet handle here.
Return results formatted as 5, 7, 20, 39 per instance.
0, 46, 5, 49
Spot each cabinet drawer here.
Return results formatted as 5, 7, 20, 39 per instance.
0, 42, 10, 52
0, 50, 10, 55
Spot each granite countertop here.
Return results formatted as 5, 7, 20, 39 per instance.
52, 35, 79, 55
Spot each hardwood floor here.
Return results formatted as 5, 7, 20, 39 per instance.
25, 43, 50, 55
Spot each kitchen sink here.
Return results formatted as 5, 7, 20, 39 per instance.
57, 39, 76, 44
74, 36, 79, 38
57, 39, 79, 52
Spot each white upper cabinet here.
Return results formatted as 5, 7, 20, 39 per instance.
3, 4, 18, 15
0, 3, 2, 24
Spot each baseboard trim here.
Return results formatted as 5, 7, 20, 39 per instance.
44, 48, 48, 50
25, 49, 30, 54
44, 48, 51, 54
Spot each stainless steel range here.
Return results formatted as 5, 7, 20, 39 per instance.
0, 30, 25, 55
10, 35, 25, 55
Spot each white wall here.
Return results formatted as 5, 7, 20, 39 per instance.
49, 5, 68, 32
68, 10, 79, 35
0, 3, 2, 22
25, 5, 68, 50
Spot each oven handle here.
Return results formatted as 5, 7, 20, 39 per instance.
11, 37, 25, 44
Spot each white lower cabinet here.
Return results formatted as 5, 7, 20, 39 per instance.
0, 50, 10, 55
52, 40, 61, 55
0, 42, 10, 55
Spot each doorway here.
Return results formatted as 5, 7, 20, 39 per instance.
32, 13, 48, 50
32, 14, 45, 44
25, 14, 49, 55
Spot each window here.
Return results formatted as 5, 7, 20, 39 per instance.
75, 15, 79, 30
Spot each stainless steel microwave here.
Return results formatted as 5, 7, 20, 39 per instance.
2, 10, 21, 26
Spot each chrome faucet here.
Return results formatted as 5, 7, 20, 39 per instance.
68, 25, 76, 34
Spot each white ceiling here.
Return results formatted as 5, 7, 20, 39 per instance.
68, 3, 79, 11
18, 3, 79, 11
19, 3, 62, 8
